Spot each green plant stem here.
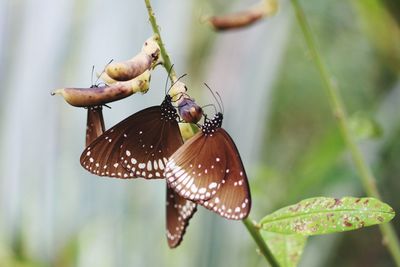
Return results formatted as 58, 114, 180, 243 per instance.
144, 0, 177, 82
291, 0, 400, 265
143, 0, 280, 265
243, 218, 280, 267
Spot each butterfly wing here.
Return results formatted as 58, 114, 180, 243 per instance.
80, 105, 182, 179
165, 131, 230, 201
199, 129, 251, 219
86, 106, 105, 147
119, 111, 183, 179
166, 128, 251, 220
166, 184, 197, 248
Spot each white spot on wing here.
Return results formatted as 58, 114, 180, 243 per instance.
153, 160, 158, 170
198, 188, 206, 194
209, 182, 217, 189
138, 163, 146, 169
158, 159, 164, 170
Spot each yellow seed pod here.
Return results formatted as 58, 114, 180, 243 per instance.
97, 71, 117, 84
105, 52, 153, 81
169, 81, 187, 104
104, 35, 160, 82
128, 70, 151, 94
142, 35, 161, 66
52, 70, 151, 107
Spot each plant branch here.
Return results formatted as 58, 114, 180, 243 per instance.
144, 0, 177, 82
143, 0, 280, 265
291, 0, 400, 265
243, 218, 280, 267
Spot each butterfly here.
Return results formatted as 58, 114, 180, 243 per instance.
86, 106, 105, 147
165, 111, 251, 220
80, 93, 197, 247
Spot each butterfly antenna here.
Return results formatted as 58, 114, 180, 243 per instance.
167, 73, 188, 95
215, 91, 224, 114
90, 65, 95, 87
94, 59, 113, 86
201, 103, 217, 114
172, 92, 192, 104
204, 83, 223, 114
165, 64, 175, 95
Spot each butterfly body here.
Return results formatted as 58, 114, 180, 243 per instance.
165, 112, 251, 220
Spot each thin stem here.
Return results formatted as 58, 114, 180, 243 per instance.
291, 0, 400, 265
144, 0, 177, 82
143, 0, 280, 265
243, 218, 280, 267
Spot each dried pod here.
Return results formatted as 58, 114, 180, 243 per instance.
105, 52, 153, 81
178, 98, 203, 124
52, 70, 150, 107
209, 0, 278, 31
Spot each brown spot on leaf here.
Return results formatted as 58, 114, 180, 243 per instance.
289, 204, 301, 212
329, 198, 343, 208
344, 220, 353, 227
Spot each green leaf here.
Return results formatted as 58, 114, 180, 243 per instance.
261, 231, 307, 267
260, 197, 395, 235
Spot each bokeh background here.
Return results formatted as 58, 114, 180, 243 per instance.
0, 0, 399, 266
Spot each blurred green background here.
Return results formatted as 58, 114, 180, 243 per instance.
0, 0, 399, 266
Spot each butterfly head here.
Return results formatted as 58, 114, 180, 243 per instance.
202, 112, 223, 134
161, 95, 178, 122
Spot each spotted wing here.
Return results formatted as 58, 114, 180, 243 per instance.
86, 106, 105, 147
118, 111, 183, 179
80, 106, 182, 179
165, 131, 229, 201
166, 128, 251, 220
166, 184, 197, 248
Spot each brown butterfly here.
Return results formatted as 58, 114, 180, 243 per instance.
80, 94, 197, 247
165, 112, 251, 220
